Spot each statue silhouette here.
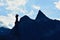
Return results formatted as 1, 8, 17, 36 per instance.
11, 14, 19, 37
15, 14, 19, 24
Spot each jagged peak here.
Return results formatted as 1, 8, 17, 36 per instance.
35, 10, 49, 22
36, 10, 47, 19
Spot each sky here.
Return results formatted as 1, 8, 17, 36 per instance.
0, 0, 60, 29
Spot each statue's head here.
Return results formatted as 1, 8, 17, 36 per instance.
15, 14, 19, 18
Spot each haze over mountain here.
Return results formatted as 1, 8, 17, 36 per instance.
0, 10, 60, 40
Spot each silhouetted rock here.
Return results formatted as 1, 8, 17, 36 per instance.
0, 10, 60, 40
35, 10, 49, 23
0, 27, 11, 36
10, 14, 20, 40
17, 10, 60, 40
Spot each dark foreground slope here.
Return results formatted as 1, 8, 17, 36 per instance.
0, 10, 60, 40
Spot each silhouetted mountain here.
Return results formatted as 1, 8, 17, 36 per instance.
17, 10, 60, 40
0, 10, 60, 40
35, 10, 49, 23
0, 27, 11, 35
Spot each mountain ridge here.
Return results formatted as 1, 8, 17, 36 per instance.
16, 10, 60, 40
0, 10, 60, 40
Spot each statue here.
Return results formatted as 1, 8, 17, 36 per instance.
15, 14, 19, 24
11, 14, 19, 37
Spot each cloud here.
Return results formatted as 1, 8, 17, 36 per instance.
19, 9, 27, 14
0, 21, 3, 27
54, 1, 60, 10
6, 0, 27, 6
0, 2, 4, 6
0, 14, 15, 29
20, 9, 34, 16
5, 0, 27, 10
27, 10, 34, 16
32, 5, 40, 10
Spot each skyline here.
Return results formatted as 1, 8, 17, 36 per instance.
0, 0, 60, 29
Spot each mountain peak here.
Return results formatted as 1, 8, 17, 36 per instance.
35, 10, 49, 22
22, 15, 29, 19
20, 15, 32, 22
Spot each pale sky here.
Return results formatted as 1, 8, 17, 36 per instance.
0, 0, 60, 29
